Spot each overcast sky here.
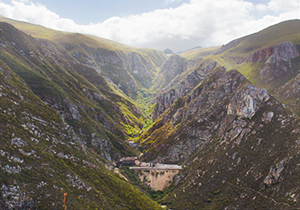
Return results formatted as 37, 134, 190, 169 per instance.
0, 0, 299, 52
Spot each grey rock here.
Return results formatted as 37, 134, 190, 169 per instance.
153, 59, 218, 120
66, 100, 81, 121
266, 42, 299, 64
262, 111, 274, 123
11, 138, 26, 147
165, 139, 204, 162
227, 85, 270, 119
264, 160, 285, 185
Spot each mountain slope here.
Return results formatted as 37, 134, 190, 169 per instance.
0, 21, 140, 161
179, 20, 300, 118
134, 20, 300, 209
0, 17, 167, 158
216, 19, 300, 57
140, 66, 300, 209
1, 16, 300, 210
0, 16, 167, 99
152, 58, 220, 121
161, 87, 300, 209
213, 19, 300, 116
0, 60, 163, 209
0, 19, 167, 208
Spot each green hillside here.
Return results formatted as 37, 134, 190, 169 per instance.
217, 20, 300, 116
223, 19, 299, 55
0, 18, 166, 208
0, 58, 163, 209
1, 15, 300, 210
139, 67, 300, 209
133, 19, 300, 209
180, 19, 300, 117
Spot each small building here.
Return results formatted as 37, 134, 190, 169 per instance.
116, 157, 137, 167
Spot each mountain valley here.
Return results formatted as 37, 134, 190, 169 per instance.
0, 16, 299, 209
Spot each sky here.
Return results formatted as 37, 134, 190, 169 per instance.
0, 0, 299, 52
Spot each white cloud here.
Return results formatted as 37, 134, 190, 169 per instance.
0, 0, 78, 31
0, 0, 299, 52
256, 3, 267, 11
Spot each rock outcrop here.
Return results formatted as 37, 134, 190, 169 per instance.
145, 66, 300, 209
227, 85, 270, 119
70, 46, 166, 98
154, 54, 186, 91
230, 42, 299, 64
0, 22, 164, 210
264, 160, 285, 185
266, 42, 299, 64
142, 69, 253, 162
153, 59, 217, 120
228, 41, 300, 118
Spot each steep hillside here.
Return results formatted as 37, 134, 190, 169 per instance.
1, 16, 300, 210
153, 54, 203, 92
160, 84, 300, 209
177, 21, 300, 118
135, 21, 300, 207
0, 21, 138, 161
153, 58, 221, 121
213, 19, 300, 116
0, 16, 167, 100
0, 19, 167, 208
140, 67, 300, 209
0, 18, 168, 160
0, 60, 163, 209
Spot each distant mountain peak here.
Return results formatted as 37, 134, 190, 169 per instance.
164, 48, 175, 54
178, 46, 202, 54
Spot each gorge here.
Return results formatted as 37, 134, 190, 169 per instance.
0, 16, 299, 209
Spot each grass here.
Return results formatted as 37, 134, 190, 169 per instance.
180, 46, 221, 59
219, 19, 300, 57
0, 43, 164, 210
1, 15, 300, 210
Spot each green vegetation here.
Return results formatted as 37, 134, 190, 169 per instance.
180, 46, 220, 59
0, 19, 167, 209
218, 19, 300, 57
119, 166, 141, 185
0, 61, 164, 209
1, 16, 300, 210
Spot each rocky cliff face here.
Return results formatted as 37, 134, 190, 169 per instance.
143, 66, 300, 209
230, 42, 299, 65
256, 42, 299, 89
153, 54, 203, 92
266, 42, 299, 64
152, 58, 216, 121
0, 22, 165, 210
154, 55, 186, 91
67, 42, 166, 99
161, 92, 300, 209
0, 22, 168, 163
227, 40, 300, 117
0, 59, 163, 210
143, 69, 252, 163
